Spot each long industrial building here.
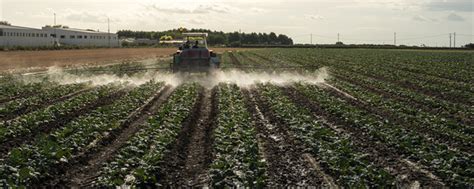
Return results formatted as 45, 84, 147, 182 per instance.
0, 24, 119, 48
0, 25, 54, 47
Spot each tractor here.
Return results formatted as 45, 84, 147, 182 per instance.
171, 33, 220, 73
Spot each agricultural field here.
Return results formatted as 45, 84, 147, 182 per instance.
0, 48, 472, 188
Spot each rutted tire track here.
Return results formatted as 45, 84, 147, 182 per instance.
243, 88, 334, 187
282, 86, 445, 187
158, 87, 216, 187
55, 85, 173, 187
0, 88, 127, 158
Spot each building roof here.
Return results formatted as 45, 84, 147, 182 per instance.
43, 26, 115, 34
0, 24, 44, 31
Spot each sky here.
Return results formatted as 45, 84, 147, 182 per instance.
0, 0, 472, 46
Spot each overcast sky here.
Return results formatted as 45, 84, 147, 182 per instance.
1, 0, 472, 46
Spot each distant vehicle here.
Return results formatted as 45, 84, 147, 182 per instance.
171, 33, 220, 73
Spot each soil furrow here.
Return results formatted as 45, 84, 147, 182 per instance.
228, 52, 243, 67
0, 88, 127, 158
243, 89, 333, 187
320, 83, 472, 154
158, 87, 216, 187
55, 85, 173, 187
281, 86, 446, 187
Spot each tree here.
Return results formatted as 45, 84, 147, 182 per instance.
249, 33, 259, 44
0, 21, 11, 26
268, 32, 278, 44
464, 43, 474, 49
277, 34, 293, 45
259, 33, 269, 44
208, 34, 227, 45
116, 28, 294, 46
227, 32, 240, 44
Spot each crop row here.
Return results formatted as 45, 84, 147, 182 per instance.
0, 85, 118, 144
334, 62, 472, 105
328, 78, 472, 149
247, 49, 472, 129
329, 68, 473, 128
97, 83, 200, 186
209, 84, 266, 187
0, 80, 54, 102
294, 84, 473, 187
256, 48, 473, 83
1, 83, 88, 120
255, 83, 395, 187
249, 49, 472, 105
0, 81, 163, 186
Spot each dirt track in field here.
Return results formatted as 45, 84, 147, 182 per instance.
158, 88, 216, 187
0, 48, 248, 72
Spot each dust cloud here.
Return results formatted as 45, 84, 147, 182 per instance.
16, 66, 330, 88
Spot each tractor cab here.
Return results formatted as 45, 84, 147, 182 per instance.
171, 33, 220, 73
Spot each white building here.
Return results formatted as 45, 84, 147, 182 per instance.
42, 26, 120, 47
0, 25, 54, 48
0, 24, 120, 48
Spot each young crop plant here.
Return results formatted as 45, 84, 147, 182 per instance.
97, 83, 200, 187
0, 80, 53, 102
328, 78, 472, 148
329, 68, 472, 127
0, 81, 163, 186
210, 83, 266, 187
0, 84, 117, 144
295, 83, 474, 188
256, 84, 395, 187
0, 83, 88, 120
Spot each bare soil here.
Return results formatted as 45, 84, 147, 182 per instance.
158, 88, 216, 187
0, 48, 247, 72
243, 88, 331, 187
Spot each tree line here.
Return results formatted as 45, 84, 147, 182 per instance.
117, 28, 293, 46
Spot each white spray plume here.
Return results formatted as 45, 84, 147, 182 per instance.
189, 67, 329, 88
21, 66, 330, 88
43, 66, 181, 86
